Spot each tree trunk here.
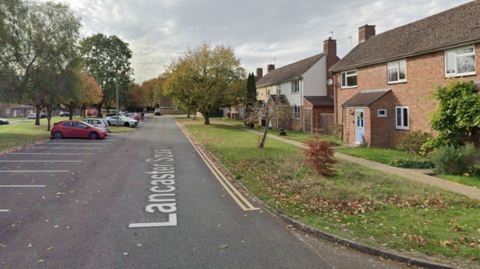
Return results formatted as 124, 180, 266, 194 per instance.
69, 106, 74, 120
97, 102, 103, 118
187, 111, 191, 118
35, 105, 42, 125
258, 119, 269, 148
202, 111, 210, 125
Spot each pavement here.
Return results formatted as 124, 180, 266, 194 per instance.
213, 120, 480, 201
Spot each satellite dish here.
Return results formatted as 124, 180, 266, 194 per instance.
327, 79, 333, 85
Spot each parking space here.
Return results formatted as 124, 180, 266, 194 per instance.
0, 136, 122, 227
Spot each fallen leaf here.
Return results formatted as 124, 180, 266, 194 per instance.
47, 247, 54, 250
216, 224, 221, 228
123, 252, 129, 256
193, 247, 196, 251
38, 259, 44, 263
27, 243, 32, 248
222, 195, 225, 198
219, 244, 229, 251
136, 243, 142, 248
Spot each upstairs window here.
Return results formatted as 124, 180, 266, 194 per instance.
445, 46, 476, 77
277, 84, 281, 94
266, 87, 270, 95
291, 81, 299, 93
341, 70, 357, 88
388, 60, 406, 83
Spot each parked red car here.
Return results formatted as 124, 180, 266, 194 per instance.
86, 110, 98, 117
51, 120, 107, 140
127, 113, 142, 121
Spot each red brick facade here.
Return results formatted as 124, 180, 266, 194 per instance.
335, 43, 480, 148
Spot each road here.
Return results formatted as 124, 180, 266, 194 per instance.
0, 116, 406, 268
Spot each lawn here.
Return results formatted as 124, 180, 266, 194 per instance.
178, 118, 480, 268
336, 147, 419, 164
210, 117, 344, 146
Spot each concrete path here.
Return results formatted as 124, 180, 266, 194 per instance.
215, 120, 480, 200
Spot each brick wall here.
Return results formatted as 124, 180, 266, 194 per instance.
335, 43, 480, 147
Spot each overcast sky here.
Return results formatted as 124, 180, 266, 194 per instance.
39, 0, 473, 83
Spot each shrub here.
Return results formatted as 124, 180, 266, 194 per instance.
431, 143, 479, 175
397, 131, 433, 156
329, 123, 343, 140
302, 135, 337, 177
389, 158, 435, 169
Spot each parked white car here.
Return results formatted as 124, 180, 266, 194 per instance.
104, 115, 137, 127
82, 118, 110, 133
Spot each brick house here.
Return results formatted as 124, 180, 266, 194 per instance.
256, 38, 339, 132
330, 1, 480, 148
0, 102, 36, 118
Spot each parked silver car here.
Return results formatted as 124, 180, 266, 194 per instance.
82, 118, 110, 133
103, 115, 137, 127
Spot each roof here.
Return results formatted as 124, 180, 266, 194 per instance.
342, 89, 391, 107
330, 1, 480, 72
256, 54, 325, 87
303, 96, 334, 107
267, 94, 290, 106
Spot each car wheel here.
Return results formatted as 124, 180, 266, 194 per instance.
54, 131, 63, 139
89, 132, 99, 140
124, 122, 130, 127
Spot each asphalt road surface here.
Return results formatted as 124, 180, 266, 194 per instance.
0, 116, 406, 269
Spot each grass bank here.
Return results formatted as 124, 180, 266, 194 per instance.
178, 117, 480, 268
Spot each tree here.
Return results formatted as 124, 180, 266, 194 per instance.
79, 72, 102, 117
80, 34, 134, 117
0, 0, 81, 125
164, 43, 246, 124
427, 79, 480, 148
140, 78, 158, 109
245, 96, 293, 148
243, 72, 257, 127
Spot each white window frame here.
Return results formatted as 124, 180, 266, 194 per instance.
395, 106, 409, 130
341, 69, 358, 88
277, 84, 281, 94
291, 81, 299, 93
266, 86, 270, 95
377, 109, 387, 117
445, 45, 476, 77
387, 60, 407, 84
292, 106, 300, 119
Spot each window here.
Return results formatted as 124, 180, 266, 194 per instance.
292, 106, 300, 119
277, 84, 281, 94
388, 60, 406, 83
395, 106, 409, 130
445, 45, 476, 76
266, 87, 270, 95
341, 70, 357, 88
377, 109, 387, 117
64, 122, 73, 127
291, 81, 299, 93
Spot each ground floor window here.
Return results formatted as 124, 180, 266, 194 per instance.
292, 106, 300, 119
395, 106, 409, 130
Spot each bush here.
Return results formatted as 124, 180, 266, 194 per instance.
431, 143, 479, 175
389, 158, 435, 169
397, 131, 433, 156
302, 135, 337, 177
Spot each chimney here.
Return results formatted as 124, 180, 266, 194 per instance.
324, 37, 338, 98
359, 24, 376, 43
256, 68, 263, 79
267, 64, 275, 74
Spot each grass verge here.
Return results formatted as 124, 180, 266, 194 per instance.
0, 121, 51, 151
178, 118, 480, 268
109, 127, 136, 133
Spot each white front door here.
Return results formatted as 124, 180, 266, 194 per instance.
355, 109, 365, 144
13, 110, 17, 117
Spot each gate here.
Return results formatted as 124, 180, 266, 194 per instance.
319, 113, 334, 135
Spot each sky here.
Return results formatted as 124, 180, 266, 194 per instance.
38, 0, 473, 83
